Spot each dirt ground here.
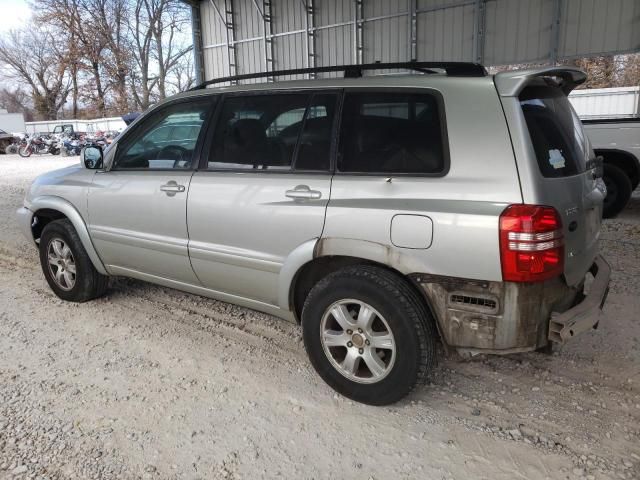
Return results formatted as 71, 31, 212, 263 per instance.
0, 154, 638, 480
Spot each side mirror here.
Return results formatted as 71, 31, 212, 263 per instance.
81, 145, 103, 169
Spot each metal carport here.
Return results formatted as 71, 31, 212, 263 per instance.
183, 0, 640, 83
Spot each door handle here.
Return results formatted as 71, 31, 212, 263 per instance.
160, 181, 186, 196
285, 185, 322, 201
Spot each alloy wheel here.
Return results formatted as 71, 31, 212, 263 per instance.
46, 238, 76, 291
320, 299, 396, 384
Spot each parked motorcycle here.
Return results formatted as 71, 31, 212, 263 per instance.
61, 135, 83, 156
18, 135, 61, 157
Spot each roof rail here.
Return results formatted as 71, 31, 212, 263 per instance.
189, 61, 487, 90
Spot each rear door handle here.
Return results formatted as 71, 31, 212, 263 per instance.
285, 185, 322, 200
160, 181, 186, 196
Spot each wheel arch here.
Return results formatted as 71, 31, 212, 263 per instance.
29, 196, 108, 275
284, 238, 440, 332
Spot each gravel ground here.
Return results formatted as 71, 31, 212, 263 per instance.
0, 154, 638, 480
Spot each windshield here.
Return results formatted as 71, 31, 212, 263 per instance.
519, 85, 591, 178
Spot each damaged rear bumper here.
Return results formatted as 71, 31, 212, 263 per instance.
413, 255, 611, 354
548, 255, 611, 344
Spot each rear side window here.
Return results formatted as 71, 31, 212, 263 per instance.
520, 85, 589, 178
338, 92, 446, 175
208, 92, 337, 171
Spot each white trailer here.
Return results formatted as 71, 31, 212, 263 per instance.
569, 87, 640, 119
25, 117, 127, 135
0, 110, 26, 133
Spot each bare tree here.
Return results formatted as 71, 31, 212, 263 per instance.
128, 0, 158, 109
95, 0, 132, 113
148, 0, 192, 100
38, 0, 110, 116
166, 52, 195, 93
0, 29, 69, 120
0, 87, 35, 121
128, 0, 192, 108
618, 53, 640, 87
2, 0, 196, 117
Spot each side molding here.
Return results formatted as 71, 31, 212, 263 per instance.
28, 195, 108, 275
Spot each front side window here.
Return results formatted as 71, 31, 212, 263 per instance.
338, 92, 446, 175
114, 98, 212, 170
208, 93, 337, 171
520, 85, 589, 178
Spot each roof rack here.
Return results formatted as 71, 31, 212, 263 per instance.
189, 61, 487, 90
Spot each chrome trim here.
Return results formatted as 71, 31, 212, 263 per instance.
508, 239, 563, 251
507, 230, 561, 242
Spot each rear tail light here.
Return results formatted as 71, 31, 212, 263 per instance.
499, 205, 564, 282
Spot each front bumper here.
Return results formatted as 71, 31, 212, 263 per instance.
548, 255, 611, 344
16, 207, 34, 244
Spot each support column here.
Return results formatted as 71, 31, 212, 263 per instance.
409, 0, 417, 61
263, 1, 274, 80
353, 0, 363, 64
303, 0, 316, 78
472, 0, 486, 64
190, 2, 205, 84
224, 0, 237, 82
550, 0, 563, 65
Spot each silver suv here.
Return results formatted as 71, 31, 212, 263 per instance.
17, 62, 611, 405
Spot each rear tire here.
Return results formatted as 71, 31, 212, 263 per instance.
602, 164, 632, 218
39, 219, 108, 302
302, 265, 437, 405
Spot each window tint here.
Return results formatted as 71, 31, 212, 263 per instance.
144, 125, 172, 145
209, 94, 310, 170
208, 93, 336, 171
338, 92, 445, 174
294, 95, 337, 171
520, 85, 589, 178
115, 99, 212, 170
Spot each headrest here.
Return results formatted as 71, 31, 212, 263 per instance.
229, 119, 266, 148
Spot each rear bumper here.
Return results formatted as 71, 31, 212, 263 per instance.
548, 255, 611, 344
414, 255, 611, 354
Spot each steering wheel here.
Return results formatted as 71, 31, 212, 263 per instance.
156, 145, 189, 168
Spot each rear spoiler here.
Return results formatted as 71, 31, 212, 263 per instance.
494, 67, 587, 97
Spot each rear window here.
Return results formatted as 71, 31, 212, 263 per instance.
520, 85, 589, 178
338, 92, 447, 175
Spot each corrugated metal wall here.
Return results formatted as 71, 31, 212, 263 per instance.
198, 0, 640, 82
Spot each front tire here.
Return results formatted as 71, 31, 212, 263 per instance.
18, 145, 32, 157
302, 265, 437, 405
39, 219, 108, 302
602, 164, 632, 218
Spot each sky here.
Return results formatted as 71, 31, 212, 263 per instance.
0, 0, 31, 33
